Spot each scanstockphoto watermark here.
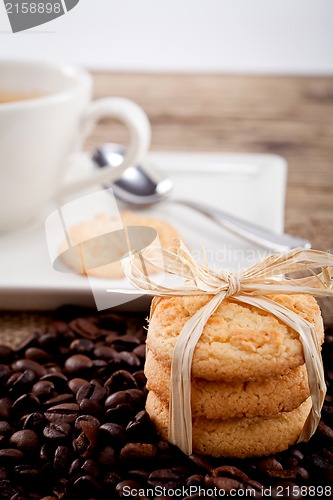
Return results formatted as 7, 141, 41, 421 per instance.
121, 485, 257, 497
121, 485, 333, 498
3, 0, 80, 33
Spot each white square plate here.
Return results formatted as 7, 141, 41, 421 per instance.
0, 152, 286, 310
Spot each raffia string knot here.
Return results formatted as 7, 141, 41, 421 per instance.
216, 270, 242, 297
108, 241, 333, 455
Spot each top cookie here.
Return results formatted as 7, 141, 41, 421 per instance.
146, 293, 323, 381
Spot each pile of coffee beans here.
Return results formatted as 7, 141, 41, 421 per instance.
0, 306, 332, 499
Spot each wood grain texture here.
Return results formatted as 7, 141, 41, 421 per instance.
88, 72, 333, 321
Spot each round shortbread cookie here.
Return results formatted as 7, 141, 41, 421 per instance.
60, 211, 181, 279
147, 294, 323, 381
146, 391, 312, 458
145, 350, 310, 419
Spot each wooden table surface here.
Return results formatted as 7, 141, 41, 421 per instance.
1, 73, 333, 340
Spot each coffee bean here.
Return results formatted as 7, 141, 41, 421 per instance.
75, 414, 100, 432
93, 345, 119, 360
0, 466, 9, 480
97, 445, 116, 466
81, 458, 98, 478
188, 453, 214, 472
25, 348, 52, 363
0, 365, 11, 385
211, 465, 250, 482
54, 446, 72, 471
76, 382, 106, 404
73, 475, 101, 498
44, 363, 62, 373
120, 443, 157, 463
105, 370, 138, 392
133, 370, 147, 388
103, 471, 122, 490
0, 346, 14, 363
10, 430, 39, 453
38, 332, 59, 351
12, 360, 47, 378
126, 410, 152, 441
98, 314, 127, 334
45, 403, 79, 424
40, 373, 69, 389
69, 318, 101, 340
105, 333, 121, 346
0, 421, 11, 437
43, 423, 71, 441
45, 363, 62, 373
128, 469, 150, 482
40, 443, 53, 462
110, 335, 141, 352
288, 448, 304, 461
105, 403, 134, 425
185, 474, 204, 488
293, 467, 309, 480
44, 394, 74, 407
0, 397, 12, 420
68, 458, 81, 479
73, 420, 99, 457
257, 457, 283, 474
52, 478, 69, 500
22, 412, 45, 432
64, 355, 93, 374
0, 449, 25, 463
8, 369, 36, 395
32, 381, 55, 400
104, 390, 132, 409
79, 399, 102, 418
118, 351, 141, 369
205, 475, 243, 492
14, 464, 41, 481
148, 468, 187, 489
132, 345, 146, 361
99, 422, 126, 446
69, 339, 95, 355
68, 378, 88, 394
12, 393, 41, 417
318, 421, 333, 442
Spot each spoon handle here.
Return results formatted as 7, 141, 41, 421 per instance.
175, 199, 311, 252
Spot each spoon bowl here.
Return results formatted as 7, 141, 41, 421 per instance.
92, 144, 173, 207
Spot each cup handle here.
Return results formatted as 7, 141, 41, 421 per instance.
57, 97, 151, 198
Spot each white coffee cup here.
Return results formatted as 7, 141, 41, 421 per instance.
0, 60, 151, 232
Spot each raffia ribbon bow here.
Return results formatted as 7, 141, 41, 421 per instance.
110, 242, 333, 455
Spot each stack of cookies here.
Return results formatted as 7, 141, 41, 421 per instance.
144, 293, 324, 458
